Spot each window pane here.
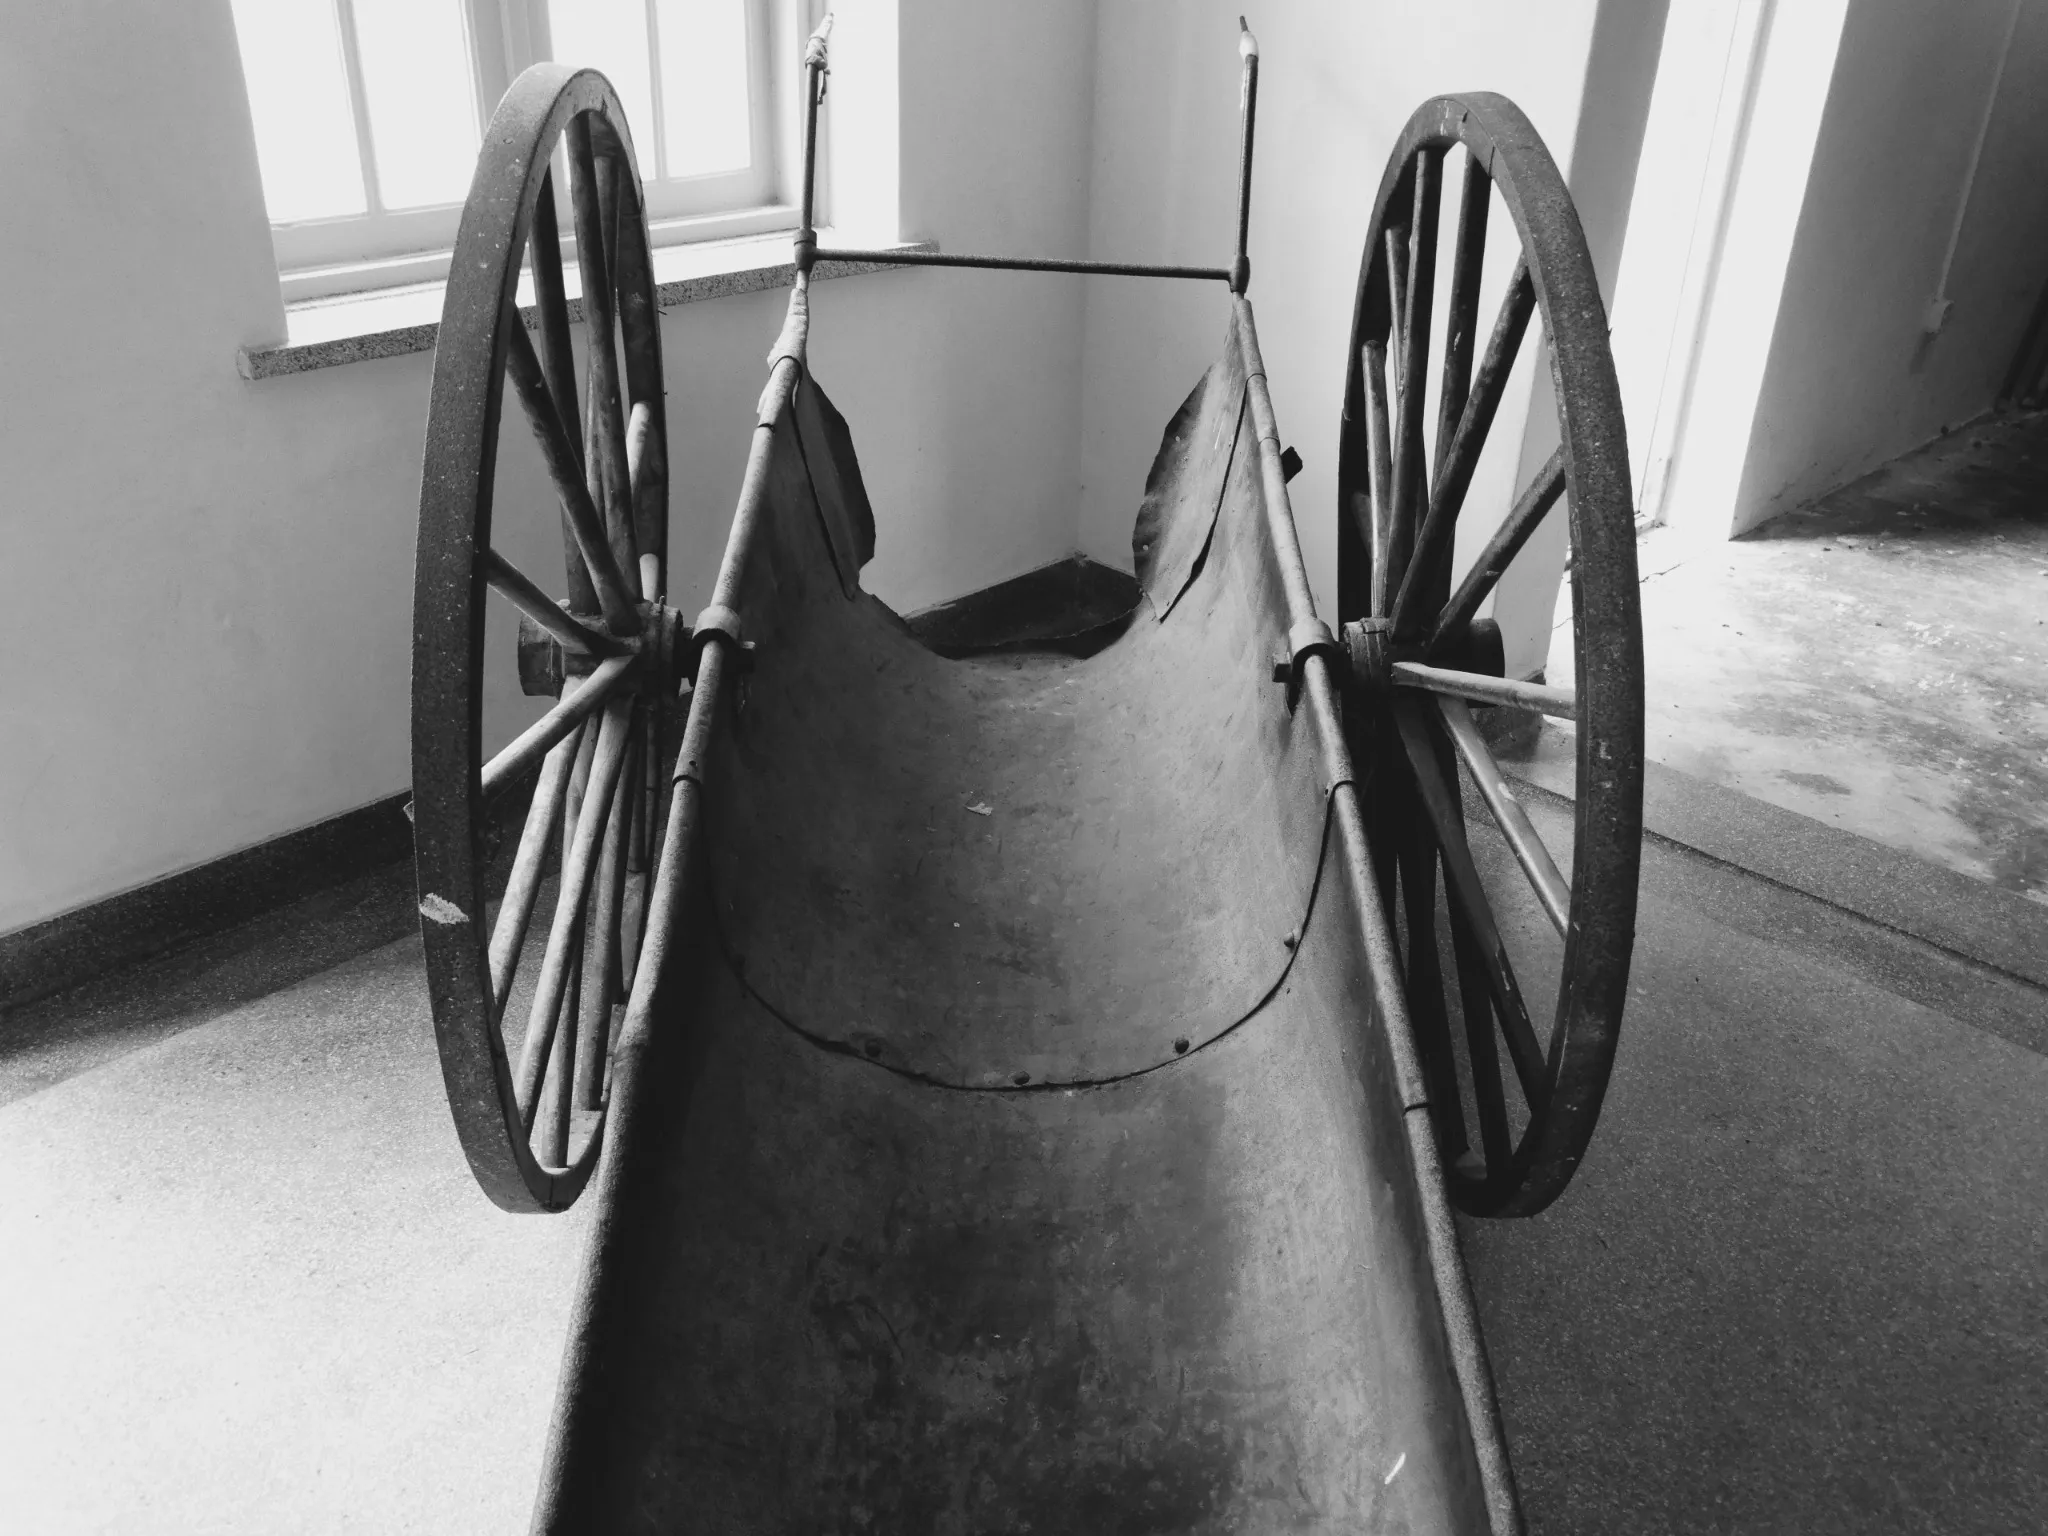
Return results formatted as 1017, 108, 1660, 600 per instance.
656, 0, 752, 177
229, 0, 365, 223
354, 0, 480, 210
548, 0, 657, 170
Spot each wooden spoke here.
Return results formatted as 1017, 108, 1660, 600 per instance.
1362, 339, 1395, 615
1423, 688, 1516, 1179
487, 717, 583, 1012
1450, 898, 1516, 1176
575, 721, 634, 1112
1437, 697, 1570, 935
629, 701, 656, 874
515, 701, 633, 1128
535, 927, 581, 1164
614, 217, 668, 592
1391, 265, 1536, 638
1398, 809, 1469, 1162
480, 652, 636, 802
528, 169, 595, 616
1392, 661, 1575, 721
1428, 448, 1566, 658
1394, 701, 1546, 1100
1385, 151, 1441, 610
1433, 154, 1492, 472
503, 323, 640, 631
626, 401, 664, 602
1384, 227, 1409, 391
481, 548, 629, 658
568, 123, 635, 575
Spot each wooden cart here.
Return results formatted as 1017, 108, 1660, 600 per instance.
409, 19, 1643, 1532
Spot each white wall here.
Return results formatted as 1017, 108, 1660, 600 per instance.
1071, 0, 1658, 680
0, 0, 1094, 935
1672, 0, 2048, 538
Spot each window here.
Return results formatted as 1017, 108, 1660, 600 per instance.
230, 0, 807, 301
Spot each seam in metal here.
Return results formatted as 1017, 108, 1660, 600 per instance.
715, 786, 1342, 1094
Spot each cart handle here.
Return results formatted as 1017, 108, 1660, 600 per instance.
797, 15, 1263, 290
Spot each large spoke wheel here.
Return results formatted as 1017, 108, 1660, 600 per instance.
1337, 95, 1644, 1218
413, 66, 678, 1213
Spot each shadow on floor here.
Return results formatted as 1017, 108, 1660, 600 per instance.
1550, 409, 2048, 904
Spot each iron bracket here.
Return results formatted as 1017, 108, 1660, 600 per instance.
1269, 617, 1341, 709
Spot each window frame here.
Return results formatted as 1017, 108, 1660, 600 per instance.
249, 0, 814, 303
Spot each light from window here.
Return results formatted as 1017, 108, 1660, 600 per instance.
548, 0, 660, 171
353, 0, 481, 210
229, 0, 365, 223
231, 0, 794, 298
657, 0, 753, 176
549, 0, 754, 182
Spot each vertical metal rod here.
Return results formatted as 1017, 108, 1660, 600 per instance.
1231, 18, 1260, 295
793, 12, 835, 282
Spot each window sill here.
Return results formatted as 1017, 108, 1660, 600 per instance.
237, 229, 933, 380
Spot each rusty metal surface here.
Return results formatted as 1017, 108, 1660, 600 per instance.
1133, 318, 1248, 620
531, 318, 1498, 1529
707, 359, 1325, 1089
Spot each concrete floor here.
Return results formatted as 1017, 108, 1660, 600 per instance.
0, 866, 589, 1534
3, 785, 2044, 1530
1546, 409, 2048, 904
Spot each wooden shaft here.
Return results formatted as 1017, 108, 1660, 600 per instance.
707, 360, 803, 613
1392, 661, 1576, 721
515, 702, 633, 1130
1234, 300, 1321, 637
1428, 448, 1567, 657
481, 548, 629, 658
487, 719, 583, 1013
607, 640, 727, 1085
480, 653, 635, 802
528, 172, 595, 615
1437, 696, 1571, 935
1391, 266, 1535, 637
503, 323, 641, 631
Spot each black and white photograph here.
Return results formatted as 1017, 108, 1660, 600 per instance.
3, 1, 2043, 1530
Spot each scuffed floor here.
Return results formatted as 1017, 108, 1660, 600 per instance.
2, 814, 2044, 1530
1547, 410, 2048, 903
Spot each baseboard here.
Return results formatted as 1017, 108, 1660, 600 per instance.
0, 794, 415, 1012
0, 555, 1143, 1013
